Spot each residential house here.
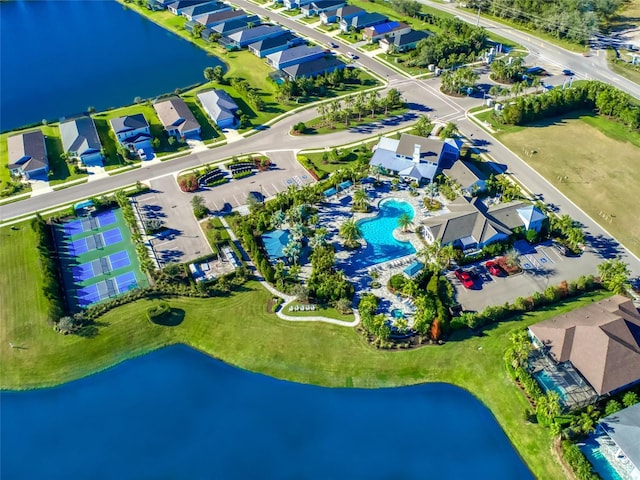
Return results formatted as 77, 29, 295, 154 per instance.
167, 0, 212, 16
301, 0, 345, 17
283, 0, 314, 10
529, 295, 640, 396
362, 21, 411, 43
181, 1, 230, 21
266, 45, 326, 70
420, 195, 547, 250
247, 32, 304, 58
340, 12, 387, 33
202, 15, 260, 40
225, 25, 286, 49
193, 9, 246, 28
380, 29, 428, 53
7, 130, 49, 180
322, 5, 363, 24
109, 114, 152, 151
197, 89, 239, 129
153, 97, 201, 139
59, 116, 104, 167
441, 159, 487, 196
370, 133, 459, 184
282, 56, 345, 79
146, 0, 175, 11
597, 403, 640, 479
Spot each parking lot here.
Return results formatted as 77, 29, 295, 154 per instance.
135, 175, 212, 267
195, 151, 313, 213
450, 240, 604, 312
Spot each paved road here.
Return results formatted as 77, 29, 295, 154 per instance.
423, 0, 640, 100
2, 3, 639, 283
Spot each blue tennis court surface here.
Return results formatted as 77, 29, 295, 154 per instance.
72, 263, 94, 282
97, 210, 117, 227
109, 251, 131, 270
115, 272, 137, 292
64, 220, 84, 236
76, 272, 138, 307
102, 228, 123, 246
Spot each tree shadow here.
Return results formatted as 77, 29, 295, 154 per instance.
150, 308, 186, 327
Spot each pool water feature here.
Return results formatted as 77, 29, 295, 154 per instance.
391, 308, 404, 319
533, 370, 568, 404
580, 438, 623, 480
343, 199, 416, 273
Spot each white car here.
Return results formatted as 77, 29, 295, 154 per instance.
138, 148, 147, 160
347, 52, 358, 60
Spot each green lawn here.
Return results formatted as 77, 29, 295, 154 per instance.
298, 141, 375, 179
285, 302, 355, 321
303, 106, 408, 134
0, 218, 610, 480
498, 113, 640, 257
606, 48, 640, 86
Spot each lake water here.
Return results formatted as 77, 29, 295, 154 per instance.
1, 345, 533, 480
0, 0, 223, 131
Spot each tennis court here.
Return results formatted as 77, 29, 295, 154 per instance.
71, 251, 132, 282
76, 272, 139, 308
70, 228, 123, 255
55, 208, 149, 310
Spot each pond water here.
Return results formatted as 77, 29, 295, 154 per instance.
0, 0, 223, 131
1, 345, 533, 480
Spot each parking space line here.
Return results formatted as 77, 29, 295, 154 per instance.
233, 194, 241, 206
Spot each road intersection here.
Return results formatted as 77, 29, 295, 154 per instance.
2, 2, 639, 282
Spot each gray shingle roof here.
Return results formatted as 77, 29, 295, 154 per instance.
529, 295, 640, 395
7, 130, 48, 173
442, 160, 485, 190
282, 56, 345, 78
195, 9, 246, 26
396, 134, 444, 160
227, 24, 284, 44
209, 15, 260, 34
109, 114, 149, 134
197, 89, 238, 123
386, 29, 429, 47
600, 402, 640, 471
59, 116, 102, 156
335, 5, 363, 18
182, 1, 227, 18
153, 97, 201, 134
266, 45, 324, 65
248, 32, 297, 52
350, 12, 386, 28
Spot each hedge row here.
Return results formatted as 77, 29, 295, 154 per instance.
32, 215, 66, 321
561, 441, 599, 480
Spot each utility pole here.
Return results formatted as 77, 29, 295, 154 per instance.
476, 7, 481, 26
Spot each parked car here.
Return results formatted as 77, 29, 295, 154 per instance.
562, 68, 573, 76
454, 269, 474, 289
552, 240, 570, 256
347, 52, 358, 60
485, 261, 503, 276
138, 148, 147, 160
329, 42, 338, 48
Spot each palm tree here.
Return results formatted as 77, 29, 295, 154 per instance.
419, 240, 455, 271
367, 91, 379, 118
309, 229, 327, 249
317, 102, 328, 126
424, 182, 439, 200
397, 213, 413, 232
577, 405, 599, 434
339, 218, 361, 248
270, 210, 286, 230
354, 92, 366, 122
352, 188, 370, 212
282, 239, 302, 265
413, 114, 433, 137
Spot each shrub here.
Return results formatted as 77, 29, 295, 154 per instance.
232, 171, 253, 179
178, 174, 198, 192
561, 441, 599, 480
146, 301, 171, 322
388, 273, 406, 291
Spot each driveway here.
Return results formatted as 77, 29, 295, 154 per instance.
450, 240, 604, 312
194, 151, 313, 213
135, 175, 211, 266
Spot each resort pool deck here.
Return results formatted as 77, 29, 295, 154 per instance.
340, 199, 416, 274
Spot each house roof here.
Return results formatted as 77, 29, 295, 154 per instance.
363, 21, 407, 37
153, 97, 200, 134
209, 15, 260, 34
262, 229, 290, 260
600, 402, 640, 470
421, 196, 510, 246
267, 45, 324, 65
182, 1, 227, 17
59, 116, 102, 156
529, 295, 640, 395
282, 56, 345, 78
195, 9, 246, 26
303, 0, 344, 10
227, 24, 284, 43
109, 114, 149, 134
248, 32, 296, 52
350, 12, 387, 28
517, 205, 547, 230
441, 160, 485, 190
381, 29, 429, 47
197, 89, 239, 123
168, 0, 209, 11
335, 5, 364, 18
399, 163, 437, 181
7, 130, 48, 172
396, 134, 444, 160
482, 200, 541, 231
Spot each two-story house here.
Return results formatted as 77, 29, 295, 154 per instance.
59, 116, 104, 166
109, 114, 152, 151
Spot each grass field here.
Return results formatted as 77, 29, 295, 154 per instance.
285, 302, 355, 321
0, 219, 610, 480
498, 114, 640, 257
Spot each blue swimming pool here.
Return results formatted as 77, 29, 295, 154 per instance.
341, 199, 416, 273
579, 438, 623, 480
533, 370, 568, 403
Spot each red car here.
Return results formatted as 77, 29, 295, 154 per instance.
485, 261, 503, 277
454, 269, 474, 289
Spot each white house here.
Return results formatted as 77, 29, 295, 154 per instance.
109, 114, 152, 151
